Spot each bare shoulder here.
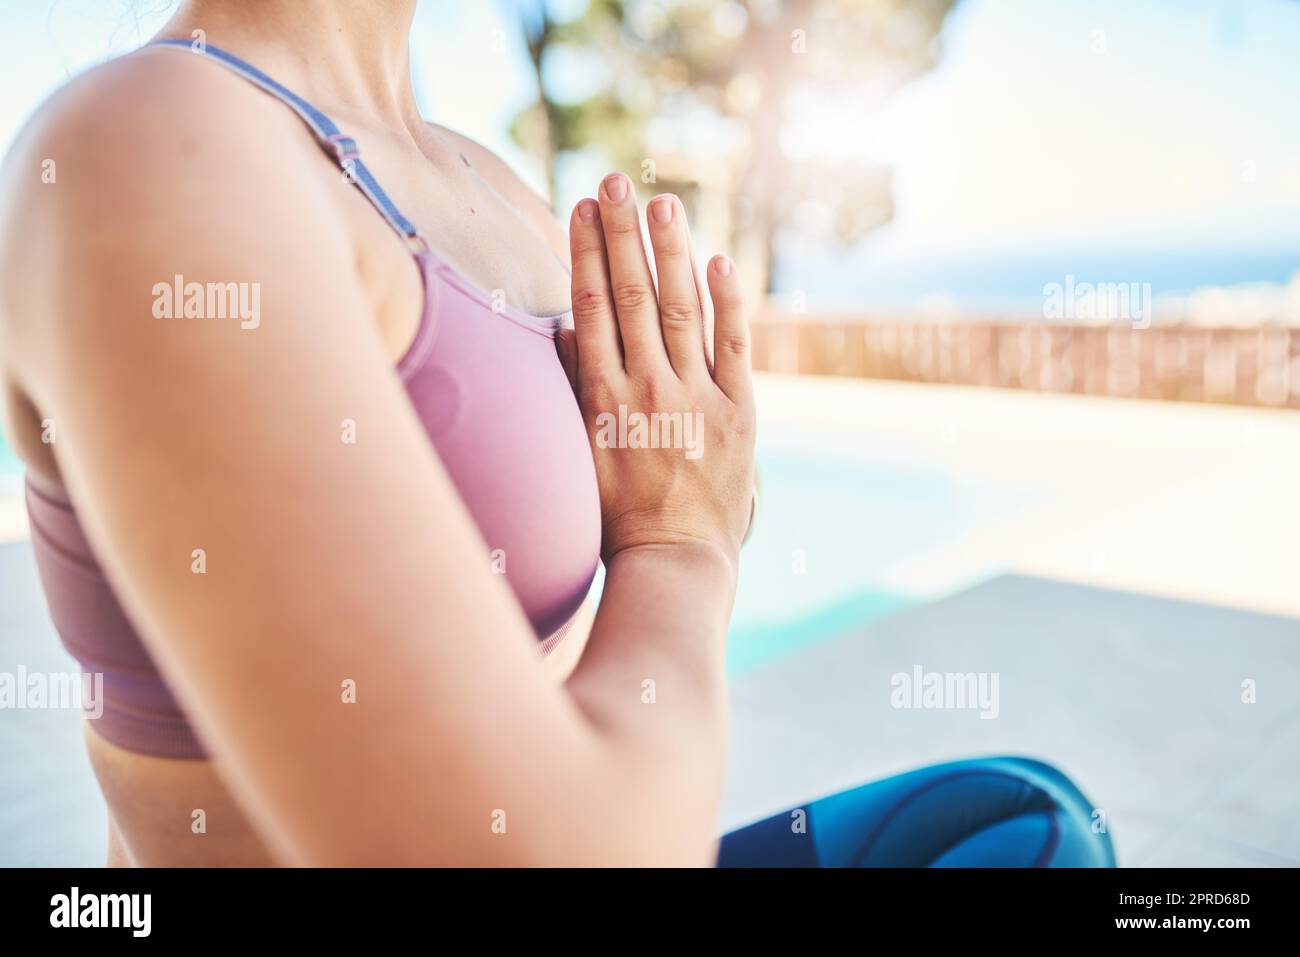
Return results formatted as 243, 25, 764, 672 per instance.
0, 45, 314, 199
0, 45, 352, 368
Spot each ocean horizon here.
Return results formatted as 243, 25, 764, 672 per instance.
773, 241, 1300, 313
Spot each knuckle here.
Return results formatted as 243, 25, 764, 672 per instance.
582, 370, 621, 410
719, 289, 745, 312
659, 299, 698, 328
603, 216, 642, 238
571, 232, 604, 257
718, 332, 749, 358
635, 373, 670, 410
612, 281, 653, 313
653, 235, 684, 258
727, 406, 754, 441
572, 287, 610, 324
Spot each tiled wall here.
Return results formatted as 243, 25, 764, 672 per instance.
750, 318, 1300, 408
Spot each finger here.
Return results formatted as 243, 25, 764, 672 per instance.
568, 198, 623, 381
554, 327, 579, 395
596, 173, 669, 374
646, 194, 708, 381
707, 254, 751, 403
682, 204, 714, 374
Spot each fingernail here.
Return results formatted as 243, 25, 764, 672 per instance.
602, 173, 627, 202
577, 199, 597, 223
715, 255, 732, 276
650, 196, 674, 224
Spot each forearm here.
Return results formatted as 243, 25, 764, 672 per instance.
566, 541, 736, 793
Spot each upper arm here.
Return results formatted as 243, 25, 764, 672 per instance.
0, 53, 600, 863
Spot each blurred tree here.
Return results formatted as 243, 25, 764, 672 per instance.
506, 0, 958, 297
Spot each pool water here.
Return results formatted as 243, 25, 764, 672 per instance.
0, 434, 18, 476
726, 586, 915, 674
725, 435, 1041, 675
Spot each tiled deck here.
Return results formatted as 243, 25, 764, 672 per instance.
720, 573, 1300, 866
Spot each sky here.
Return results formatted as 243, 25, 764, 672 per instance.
1, 0, 1297, 307
777, 0, 1300, 306
866, 0, 1300, 252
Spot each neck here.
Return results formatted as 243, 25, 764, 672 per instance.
161, 0, 421, 125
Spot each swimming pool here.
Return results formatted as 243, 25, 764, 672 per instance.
0, 435, 18, 476
726, 431, 1040, 674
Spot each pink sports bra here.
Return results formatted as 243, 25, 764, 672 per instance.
23, 39, 601, 759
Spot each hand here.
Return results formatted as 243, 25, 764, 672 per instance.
568, 173, 756, 565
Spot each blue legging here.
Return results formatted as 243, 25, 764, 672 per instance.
718, 756, 1115, 867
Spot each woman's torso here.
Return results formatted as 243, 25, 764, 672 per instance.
2, 41, 600, 865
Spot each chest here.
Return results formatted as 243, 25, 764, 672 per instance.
396, 251, 601, 637
296, 130, 601, 635
327, 141, 571, 365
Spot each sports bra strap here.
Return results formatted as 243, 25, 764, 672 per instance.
149, 38, 425, 248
